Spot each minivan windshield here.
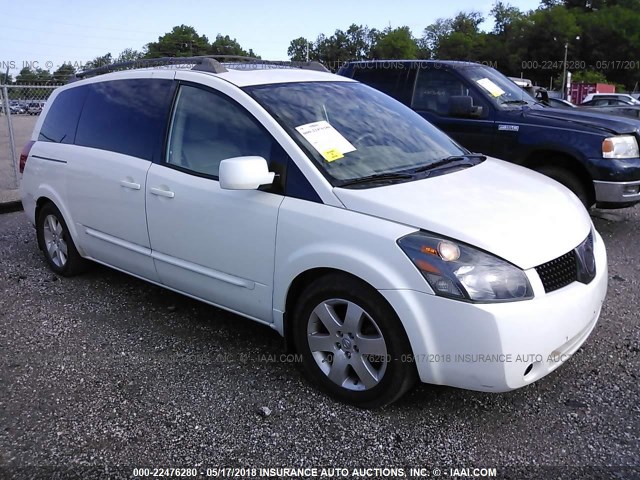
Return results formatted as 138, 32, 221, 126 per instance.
245, 81, 470, 185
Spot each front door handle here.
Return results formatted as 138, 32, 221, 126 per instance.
149, 187, 175, 198
120, 179, 141, 190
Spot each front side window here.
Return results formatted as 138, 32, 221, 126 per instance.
166, 85, 274, 178
246, 81, 466, 184
412, 69, 487, 116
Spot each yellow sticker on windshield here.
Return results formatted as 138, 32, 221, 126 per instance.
295, 121, 356, 162
322, 149, 344, 162
476, 78, 505, 97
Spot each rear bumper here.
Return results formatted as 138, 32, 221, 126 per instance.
381, 230, 608, 392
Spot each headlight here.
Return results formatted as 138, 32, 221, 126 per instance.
602, 135, 639, 159
398, 232, 534, 303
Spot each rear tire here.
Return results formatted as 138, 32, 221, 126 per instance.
36, 203, 88, 276
534, 166, 592, 208
292, 273, 417, 408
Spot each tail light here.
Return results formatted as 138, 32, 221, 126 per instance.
19, 141, 35, 173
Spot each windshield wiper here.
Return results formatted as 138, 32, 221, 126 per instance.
500, 99, 530, 106
339, 171, 414, 187
410, 154, 486, 174
339, 155, 486, 186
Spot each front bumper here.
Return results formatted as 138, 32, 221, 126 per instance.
589, 156, 640, 207
381, 230, 608, 392
593, 179, 640, 207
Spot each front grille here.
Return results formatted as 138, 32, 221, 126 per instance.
535, 250, 578, 293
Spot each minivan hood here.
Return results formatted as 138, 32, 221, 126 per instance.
333, 158, 592, 270
524, 107, 640, 135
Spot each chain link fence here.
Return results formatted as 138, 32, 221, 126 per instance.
1, 84, 62, 192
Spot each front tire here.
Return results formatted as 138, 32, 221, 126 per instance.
36, 203, 88, 276
293, 274, 417, 408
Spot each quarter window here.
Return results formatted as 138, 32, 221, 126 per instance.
166, 85, 274, 178
38, 86, 88, 144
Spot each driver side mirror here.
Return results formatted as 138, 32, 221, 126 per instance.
219, 156, 275, 190
449, 96, 483, 118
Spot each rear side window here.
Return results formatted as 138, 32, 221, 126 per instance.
38, 86, 88, 144
75, 79, 175, 161
352, 65, 417, 105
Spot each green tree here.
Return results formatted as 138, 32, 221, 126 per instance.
288, 37, 312, 61
371, 27, 418, 59
344, 24, 378, 59
425, 12, 487, 61
15, 66, 52, 84
576, 4, 640, 88
516, 6, 581, 82
84, 53, 113, 69
422, 18, 453, 54
52, 63, 76, 82
209, 34, 254, 57
315, 28, 356, 66
450, 11, 484, 35
491, 2, 524, 35
116, 48, 143, 63
484, 3, 528, 75
571, 70, 608, 83
144, 25, 210, 57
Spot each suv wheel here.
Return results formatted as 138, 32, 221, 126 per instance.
36, 203, 88, 276
293, 274, 417, 408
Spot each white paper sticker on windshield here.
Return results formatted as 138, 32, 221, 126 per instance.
295, 121, 356, 162
476, 78, 505, 97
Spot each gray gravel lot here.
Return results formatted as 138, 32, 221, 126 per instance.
0, 207, 638, 479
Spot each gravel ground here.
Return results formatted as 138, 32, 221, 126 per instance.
0, 207, 638, 480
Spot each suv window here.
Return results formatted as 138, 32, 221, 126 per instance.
351, 65, 417, 105
75, 79, 175, 161
38, 86, 88, 144
167, 84, 274, 177
412, 69, 487, 116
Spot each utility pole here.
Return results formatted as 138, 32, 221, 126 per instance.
561, 36, 580, 99
306, 42, 309, 62
561, 42, 568, 99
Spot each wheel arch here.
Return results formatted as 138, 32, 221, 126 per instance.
34, 192, 84, 255
282, 267, 413, 356
521, 149, 595, 205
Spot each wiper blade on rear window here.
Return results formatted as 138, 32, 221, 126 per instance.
411, 154, 486, 174
338, 172, 414, 187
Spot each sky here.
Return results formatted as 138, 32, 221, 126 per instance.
1, 0, 541, 77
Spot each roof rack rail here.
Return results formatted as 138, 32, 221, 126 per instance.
69, 55, 329, 82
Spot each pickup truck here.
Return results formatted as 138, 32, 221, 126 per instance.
337, 60, 640, 209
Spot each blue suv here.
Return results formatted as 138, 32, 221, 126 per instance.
338, 60, 640, 209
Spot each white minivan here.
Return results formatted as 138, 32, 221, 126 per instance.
20, 58, 607, 407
